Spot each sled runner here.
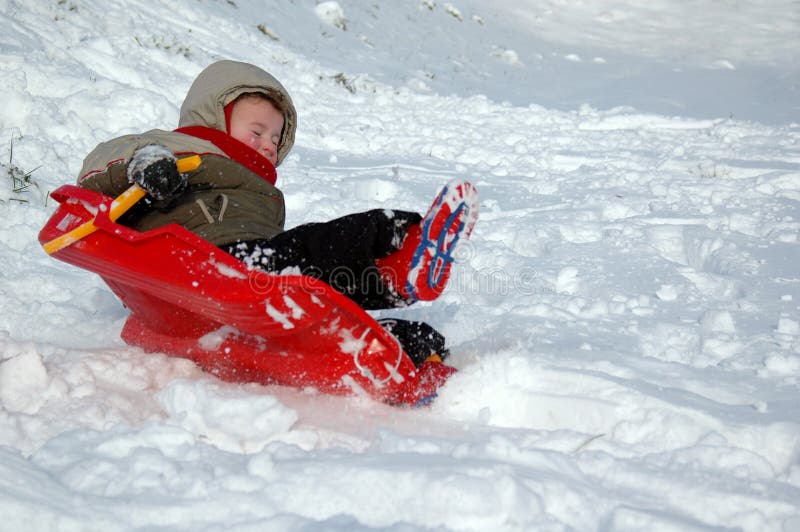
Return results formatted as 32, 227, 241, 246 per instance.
38, 184, 463, 405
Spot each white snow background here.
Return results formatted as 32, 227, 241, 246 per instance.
1, 0, 800, 530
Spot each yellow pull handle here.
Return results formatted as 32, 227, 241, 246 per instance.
176, 155, 202, 174
42, 155, 201, 255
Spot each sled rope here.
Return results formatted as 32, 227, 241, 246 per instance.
42, 155, 202, 255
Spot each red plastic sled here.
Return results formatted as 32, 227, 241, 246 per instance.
39, 185, 455, 405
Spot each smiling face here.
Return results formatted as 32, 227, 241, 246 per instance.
228, 94, 285, 166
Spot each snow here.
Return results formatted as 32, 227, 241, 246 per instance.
1, 0, 799, 530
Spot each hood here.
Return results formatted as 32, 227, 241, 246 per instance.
178, 60, 297, 166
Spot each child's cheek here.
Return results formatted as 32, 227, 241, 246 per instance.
245, 135, 260, 150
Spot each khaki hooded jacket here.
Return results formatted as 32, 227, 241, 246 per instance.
77, 60, 297, 245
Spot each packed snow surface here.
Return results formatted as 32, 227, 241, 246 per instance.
1, 0, 799, 530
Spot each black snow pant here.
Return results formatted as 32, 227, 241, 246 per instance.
224, 209, 446, 366
225, 209, 422, 310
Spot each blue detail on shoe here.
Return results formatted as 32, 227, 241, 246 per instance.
427, 202, 465, 289
414, 392, 438, 407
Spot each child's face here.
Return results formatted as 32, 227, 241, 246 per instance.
229, 97, 285, 166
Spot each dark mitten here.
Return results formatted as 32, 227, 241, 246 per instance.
127, 145, 187, 201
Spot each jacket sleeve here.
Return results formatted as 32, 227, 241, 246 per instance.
77, 129, 225, 196
77, 133, 164, 197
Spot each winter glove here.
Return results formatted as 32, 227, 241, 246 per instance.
127, 145, 188, 202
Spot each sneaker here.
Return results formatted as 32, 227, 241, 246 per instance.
377, 180, 478, 302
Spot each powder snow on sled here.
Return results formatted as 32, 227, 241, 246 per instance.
38, 184, 461, 405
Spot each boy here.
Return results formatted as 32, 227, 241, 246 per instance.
78, 60, 477, 366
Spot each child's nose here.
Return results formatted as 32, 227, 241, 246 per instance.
261, 139, 277, 162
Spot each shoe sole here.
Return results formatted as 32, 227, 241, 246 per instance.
406, 180, 478, 301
